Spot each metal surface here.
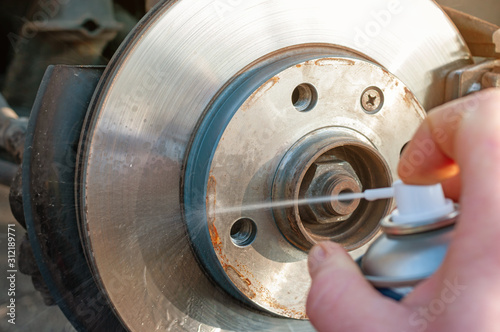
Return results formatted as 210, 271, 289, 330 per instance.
442, 6, 500, 58
0, 159, 17, 187
2, 0, 121, 116
203, 57, 423, 318
272, 128, 393, 253
146, 0, 162, 11
361, 203, 458, 288
381, 208, 459, 235
79, 0, 471, 331
0, 94, 27, 163
361, 226, 454, 287
8, 168, 23, 227
0, 184, 76, 332
483, 68, 500, 88
0, 93, 24, 187
446, 59, 500, 100
436, 0, 500, 26
22, 65, 122, 331
364, 273, 432, 288
360, 87, 384, 113
302, 158, 362, 222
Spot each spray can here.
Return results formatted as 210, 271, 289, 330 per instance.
359, 181, 459, 299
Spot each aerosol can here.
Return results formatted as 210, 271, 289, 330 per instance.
350, 181, 459, 299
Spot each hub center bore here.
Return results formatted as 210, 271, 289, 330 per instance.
273, 128, 392, 251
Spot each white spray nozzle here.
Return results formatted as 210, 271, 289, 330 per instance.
336, 180, 454, 225
364, 187, 395, 201
390, 180, 454, 224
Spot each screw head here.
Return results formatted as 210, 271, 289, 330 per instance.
361, 87, 384, 113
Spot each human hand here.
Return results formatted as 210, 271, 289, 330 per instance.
306, 88, 500, 332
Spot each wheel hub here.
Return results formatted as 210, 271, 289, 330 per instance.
200, 57, 424, 318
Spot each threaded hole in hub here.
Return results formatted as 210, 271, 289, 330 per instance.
400, 141, 410, 157
339, 189, 354, 205
292, 83, 318, 112
81, 19, 100, 33
230, 218, 257, 247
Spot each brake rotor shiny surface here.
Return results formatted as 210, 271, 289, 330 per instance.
79, 0, 471, 331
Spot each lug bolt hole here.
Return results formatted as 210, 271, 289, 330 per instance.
230, 218, 257, 247
400, 141, 411, 157
81, 19, 100, 33
292, 83, 318, 112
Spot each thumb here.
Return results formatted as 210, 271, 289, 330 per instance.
306, 242, 413, 332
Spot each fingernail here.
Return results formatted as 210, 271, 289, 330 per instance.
308, 244, 327, 272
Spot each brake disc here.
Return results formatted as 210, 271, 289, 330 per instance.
78, 0, 471, 330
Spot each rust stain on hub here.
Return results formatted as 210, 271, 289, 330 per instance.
225, 265, 256, 299
207, 175, 221, 250
315, 57, 355, 66
242, 76, 280, 109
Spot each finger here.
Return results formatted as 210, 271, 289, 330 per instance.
398, 88, 500, 264
448, 89, 500, 263
441, 174, 461, 202
306, 242, 412, 332
397, 90, 496, 184
405, 89, 500, 332
398, 116, 459, 184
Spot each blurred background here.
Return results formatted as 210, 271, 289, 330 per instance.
0, 186, 75, 332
